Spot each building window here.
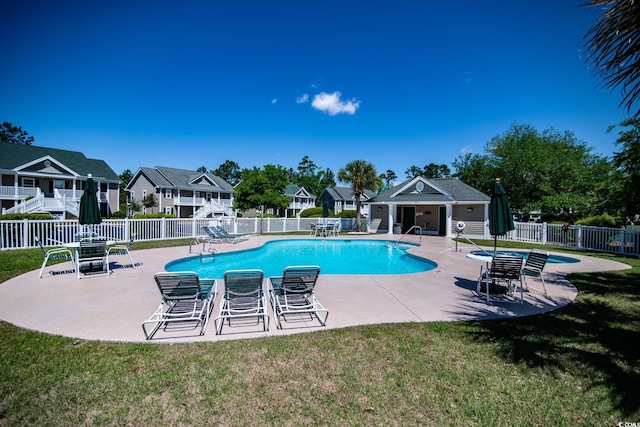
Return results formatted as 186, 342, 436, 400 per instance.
165, 189, 172, 198
22, 177, 35, 188
164, 207, 173, 215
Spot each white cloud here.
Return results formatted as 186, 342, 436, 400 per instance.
271, 98, 278, 104
311, 91, 360, 116
296, 93, 309, 103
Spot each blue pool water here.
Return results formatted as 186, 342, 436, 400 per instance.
470, 250, 580, 264
166, 239, 437, 278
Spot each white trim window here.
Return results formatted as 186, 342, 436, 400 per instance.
164, 206, 173, 215
22, 177, 35, 187
165, 189, 172, 198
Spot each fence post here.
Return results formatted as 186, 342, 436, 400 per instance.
161, 217, 166, 239
22, 218, 29, 249
541, 222, 547, 245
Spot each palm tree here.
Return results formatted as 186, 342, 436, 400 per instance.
338, 160, 380, 232
582, 0, 640, 117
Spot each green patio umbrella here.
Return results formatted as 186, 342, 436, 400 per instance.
488, 178, 515, 253
322, 201, 329, 218
79, 174, 102, 232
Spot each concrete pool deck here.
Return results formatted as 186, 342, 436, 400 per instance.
0, 234, 630, 343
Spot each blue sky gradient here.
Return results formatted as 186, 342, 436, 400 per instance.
0, 1, 627, 182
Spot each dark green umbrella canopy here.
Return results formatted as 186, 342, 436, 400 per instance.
322, 201, 329, 218
79, 175, 102, 225
488, 178, 515, 237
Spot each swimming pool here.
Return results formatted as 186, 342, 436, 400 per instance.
469, 250, 580, 264
166, 239, 437, 278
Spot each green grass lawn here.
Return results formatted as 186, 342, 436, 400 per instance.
0, 239, 638, 425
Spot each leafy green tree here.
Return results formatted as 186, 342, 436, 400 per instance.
196, 166, 208, 173
233, 165, 291, 212
423, 163, 451, 179
486, 124, 605, 220
142, 194, 157, 214
582, 0, 640, 117
405, 165, 423, 179
608, 118, 640, 220
0, 122, 34, 145
127, 199, 141, 217
319, 168, 336, 191
338, 160, 380, 232
118, 169, 133, 210
451, 152, 496, 194
212, 160, 243, 185
379, 169, 397, 191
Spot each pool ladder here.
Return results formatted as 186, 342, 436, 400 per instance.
394, 225, 422, 247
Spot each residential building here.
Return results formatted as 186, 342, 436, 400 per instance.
126, 166, 234, 218
278, 184, 316, 217
0, 142, 120, 219
369, 176, 490, 237
317, 186, 376, 217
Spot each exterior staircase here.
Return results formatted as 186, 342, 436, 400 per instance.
193, 200, 235, 219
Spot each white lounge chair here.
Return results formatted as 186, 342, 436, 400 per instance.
142, 271, 217, 339
76, 239, 109, 279
107, 233, 136, 268
268, 265, 328, 329
36, 236, 75, 278
215, 269, 269, 334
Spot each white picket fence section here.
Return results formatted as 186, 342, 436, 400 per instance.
1, 218, 638, 256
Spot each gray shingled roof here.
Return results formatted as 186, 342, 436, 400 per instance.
371, 177, 489, 203
132, 166, 233, 191
284, 184, 314, 198
0, 142, 119, 181
323, 186, 376, 201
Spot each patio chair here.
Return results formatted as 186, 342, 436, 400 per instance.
268, 265, 328, 329
215, 225, 249, 243
142, 271, 217, 339
107, 233, 136, 268
476, 254, 524, 304
36, 236, 75, 278
215, 269, 269, 334
76, 239, 109, 279
520, 250, 549, 296
201, 226, 227, 244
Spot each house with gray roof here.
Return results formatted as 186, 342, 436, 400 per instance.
317, 186, 376, 217
126, 166, 235, 218
0, 142, 120, 218
279, 184, 316, 218
369, 176, 490, 237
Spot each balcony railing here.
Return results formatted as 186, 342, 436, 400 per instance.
0, 186, 41, 199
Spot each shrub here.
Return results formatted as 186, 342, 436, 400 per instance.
111, 211, 126, 218
0, 213, 54, 220
299, 207, 334, 218
576, 213, 618, 227
132, 213, 177, 219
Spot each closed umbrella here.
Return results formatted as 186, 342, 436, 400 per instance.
322, 201, 329, 218
79, 174, 102, 236
488, 178, 515, 254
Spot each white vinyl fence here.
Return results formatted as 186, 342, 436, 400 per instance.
1, 218, 638, 256
0, 217, 368, 250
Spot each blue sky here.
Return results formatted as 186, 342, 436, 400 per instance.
0, 1, 628, 183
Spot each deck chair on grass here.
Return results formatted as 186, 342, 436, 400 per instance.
36, 236, 75, 278
215, 269, 269, 334
107, 233, 136, 268
76, 239, 109, 279
521, 250, 549, 296
142, 271, 217, 339
476, 254, 524, 304
268, 265, 328, 329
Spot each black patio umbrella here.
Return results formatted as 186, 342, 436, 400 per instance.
488, 178, 515, 254
78, 174, 102, 234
